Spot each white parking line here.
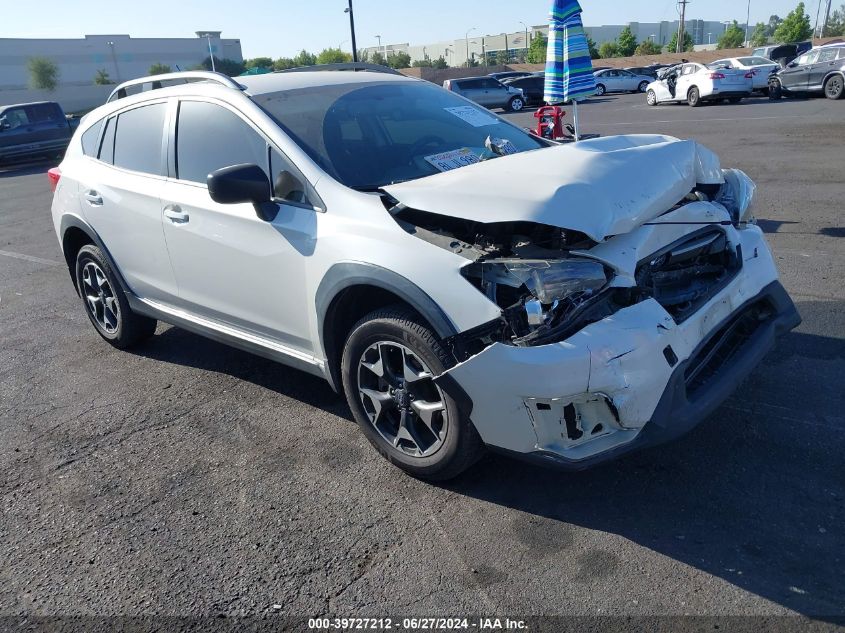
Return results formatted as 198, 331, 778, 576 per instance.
0, 249, 63, 267
592, 114, 810, 127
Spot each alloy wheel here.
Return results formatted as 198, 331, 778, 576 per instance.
825, 76, 843, 100
357, 341, 448, 458
81, 261, 119, 334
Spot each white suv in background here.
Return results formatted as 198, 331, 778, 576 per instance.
51, 68, 799, 480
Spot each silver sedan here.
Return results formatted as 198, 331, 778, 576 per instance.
593, 68, 655, 95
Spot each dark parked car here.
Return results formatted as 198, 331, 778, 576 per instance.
753, 42, 812, 67
488, 71, 533, 81
769, 44, 845, 100
625, 66, 659, 79
0, 101, 77, 165
502, 75, 545, 106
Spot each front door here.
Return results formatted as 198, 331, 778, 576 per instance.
780, 51, 817, 90
160, 98, 317, 353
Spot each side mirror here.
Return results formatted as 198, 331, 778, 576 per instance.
0, 118, 9, 131
787, 61, 798, 68
207, 163, 276, 221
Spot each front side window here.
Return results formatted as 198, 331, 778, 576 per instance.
796, 51, 819, 66
255, 80, 545, 191
176, 100, 267, 185
1, 108, 29, 129
112, 103, 166, 175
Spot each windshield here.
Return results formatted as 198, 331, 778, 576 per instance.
254, 80, 545, 190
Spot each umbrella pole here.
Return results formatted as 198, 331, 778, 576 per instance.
573, 100, 580, 141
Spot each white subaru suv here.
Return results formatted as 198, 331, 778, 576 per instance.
50, 67, 800, 480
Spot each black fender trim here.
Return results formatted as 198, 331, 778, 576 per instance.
59, 215, 132, 297
315, 262, 460, 391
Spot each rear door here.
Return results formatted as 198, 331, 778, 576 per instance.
78, 101, 178, 302
617, 70, 637, 91
456, 79, 484, 104
479, 78, 508, 108
24, 103, 70, 149
807, 48, 840, 89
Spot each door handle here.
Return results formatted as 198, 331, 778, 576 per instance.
83, 190, 103, 206
163, 205, 189, 224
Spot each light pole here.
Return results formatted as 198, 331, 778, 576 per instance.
520, 21, 530, 59
707, 32, 712, 44
745, 0, 751, 46
465, 27, 477, 68
344, 1, 359, 62
205, 34, 216, 71
107, 40, 120, 82
375, 34, 387, 59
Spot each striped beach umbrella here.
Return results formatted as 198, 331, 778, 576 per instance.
543, 0, 596, 140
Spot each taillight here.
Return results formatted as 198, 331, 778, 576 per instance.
745, 72, 754, 79
709, 72, 726, 79
47, 167, 61, 193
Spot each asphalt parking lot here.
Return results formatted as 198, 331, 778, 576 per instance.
1, 91, 843, 628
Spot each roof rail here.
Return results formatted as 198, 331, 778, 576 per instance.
277, 62, 403, 76
106, 71, 245, 103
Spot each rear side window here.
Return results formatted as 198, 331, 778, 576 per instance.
27, 103, 63, 123
81, 120, 103, 157
99, 117, 115, 164
112, 103, 166, 175
817, 49, 838, 62
176, 100, 268, 185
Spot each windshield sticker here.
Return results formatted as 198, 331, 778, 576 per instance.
444, 106, 500, 128
485, 137, 518, 156
424, 148, 481, 172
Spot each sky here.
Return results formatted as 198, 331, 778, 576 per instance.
3, 0, 822, 59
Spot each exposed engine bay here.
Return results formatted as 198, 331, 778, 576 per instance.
389, 180, 745, 360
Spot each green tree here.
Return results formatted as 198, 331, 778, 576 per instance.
245, 56, 273, 70
586, 35, 600, 59
93, 69, 113, 85
293, 50, 317, 67
766, 15, 783, 36
412, 58, 433, 68
371, 51, 387, 66
598, 41, 619, 58
27, 57, 59, 91
527, 32, 548, 63
634, 40, 662, 55
750, 22, 769, 46
464, 56, 480, 68
387, 51, 411, 69
666, 30, 694, 53
616, 26, 638, 56
273, 57, 297, 71
774, 2, 812, 42
495, 50, 510, 65
316, 48, 352, 64
148, 62, 172, 75
201, 56, 246, 76
718, 21, 746, 49
432, 55, 448, 69
823, 4, 845, 36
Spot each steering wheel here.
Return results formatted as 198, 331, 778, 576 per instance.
407, 135, 446, 163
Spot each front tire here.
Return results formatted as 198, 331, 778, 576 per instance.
646, 89, 658, 106
341, 307, 485, 481
769, 81, 783, 99
687, 86, 701, 107
507, 96, 525, 112
75, 245, 157, 348
824, 74, 844, 100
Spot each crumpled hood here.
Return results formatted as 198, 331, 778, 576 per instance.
384, 134, 725, 242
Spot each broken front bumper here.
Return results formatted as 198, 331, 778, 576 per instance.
438, 227, 801, 469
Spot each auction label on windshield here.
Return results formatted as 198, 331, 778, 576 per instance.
444, 106, 499, 127
424, 148, 481, 172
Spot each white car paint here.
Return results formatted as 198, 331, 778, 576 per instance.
646, 62, 753, 105
385, 134, 723, 242
52, 70, 797, 471
710, 56, 780, 91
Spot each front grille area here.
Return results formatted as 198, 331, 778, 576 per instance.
684, 298, 773, 397
636, 228, 741, 323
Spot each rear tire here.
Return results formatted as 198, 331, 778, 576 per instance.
595, 83, 606, 96
341, 306, 485, 481
75, 245, 157, 349
687, 86, 701, 107
638, 81, 650, 93
824, 74, 844, 100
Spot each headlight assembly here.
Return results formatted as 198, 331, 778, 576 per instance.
718, 168, 756, 224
